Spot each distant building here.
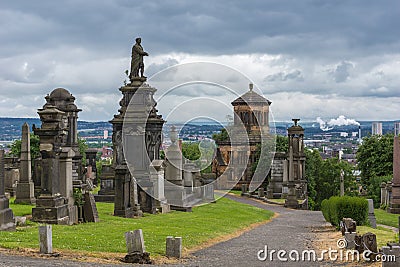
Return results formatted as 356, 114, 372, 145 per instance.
103, 130, 109, 139
372, 122, 382, 135
395, 122, 400, 136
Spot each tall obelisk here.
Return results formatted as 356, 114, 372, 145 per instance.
15, 123, 36, 204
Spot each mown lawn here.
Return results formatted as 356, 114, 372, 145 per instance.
1, 197, 273, 256
357, 226, 398, 248
375, 209, 400, 228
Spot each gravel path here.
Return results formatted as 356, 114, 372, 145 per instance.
0, 195, 341, 266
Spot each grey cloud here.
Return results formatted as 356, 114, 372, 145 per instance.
264, 69, 303, 82
329, 61, 354, 83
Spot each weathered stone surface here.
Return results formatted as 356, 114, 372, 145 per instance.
0, 149, 15, 231
166, 236, 182, 258
39, 225, 52, 254
382, 245, 400, 267
125, 229, 145, 254
15, 122, 35, 204
344, 232, 356, 249
389, 136, 400, 213
83, 192, 99, 223
367, 199, 377, 228
341, 218, 357, 235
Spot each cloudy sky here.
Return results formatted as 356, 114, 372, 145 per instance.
1, 0, 399, 123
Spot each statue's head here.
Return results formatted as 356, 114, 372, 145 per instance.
136, 37, 141, 44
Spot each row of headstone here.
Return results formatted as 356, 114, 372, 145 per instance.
123, 229, 182, 264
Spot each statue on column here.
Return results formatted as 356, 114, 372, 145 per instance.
130, 37, 149, 81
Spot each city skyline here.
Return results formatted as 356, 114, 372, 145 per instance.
0, 1, 399, 122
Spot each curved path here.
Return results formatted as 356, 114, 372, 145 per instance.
0, 195, 339, 266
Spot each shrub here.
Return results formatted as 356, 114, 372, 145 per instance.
321, 196, 368, 227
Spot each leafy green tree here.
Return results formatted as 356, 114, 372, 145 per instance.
78, 138, 88, 164
306, 149, 357, 210
275, 135, 288, 152
181, 142, 200, 160
9, 133, 40, 160
356, 134, 394, 187
212, 128, 229, 142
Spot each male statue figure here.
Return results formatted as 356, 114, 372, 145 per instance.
130, 37, 149, 81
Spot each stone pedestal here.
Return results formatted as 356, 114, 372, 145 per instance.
389, 136, 400, 214
15, 123, 35, 204
0, 150, 15, 231
285, 181, 298, 209
32, 195, 69, 224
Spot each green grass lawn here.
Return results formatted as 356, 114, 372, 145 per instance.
357, 226, 399, 248
375, 209, 400, 228
1, 197, 273, 257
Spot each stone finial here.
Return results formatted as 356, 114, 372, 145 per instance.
249, 83, 253, 91
170, 126, 178, 144
292, 119, 300, 126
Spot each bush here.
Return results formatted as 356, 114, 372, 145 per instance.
321, 196, 368, 227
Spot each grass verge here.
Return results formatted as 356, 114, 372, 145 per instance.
375, 209, 400, 228
1, 197, 274, 258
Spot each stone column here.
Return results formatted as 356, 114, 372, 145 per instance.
0, 150, 15, 231
15, 122, 36, 204
389, 136, 400, 214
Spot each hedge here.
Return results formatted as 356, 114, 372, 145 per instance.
321, 196, 368, 227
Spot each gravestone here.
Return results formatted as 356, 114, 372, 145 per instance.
367, 199, 377, 228
340, 218, 356, 235
166, 236, 182, 258
95, 164, 115, 202
83, 192, 99, 222
362, 232, 378, 261
0, 150, 15, 231
123, 229, 152, 264
258, 187, 264, 198
344, 232, 356, 249
15, 123, 36, 204
39, 225, 52, 254
389, 136, 400, 213
32, 100, 72, 224
382, 245, 400, 267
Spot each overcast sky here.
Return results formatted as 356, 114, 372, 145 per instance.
1, 0, 399, 123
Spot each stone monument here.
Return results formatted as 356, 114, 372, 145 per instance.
31, 88, 97, 224
285, 119, 307, 209
389, 136, 400, 213
15, 123, 36, 204
0, 150, 15, 231
112, 37, 158, 217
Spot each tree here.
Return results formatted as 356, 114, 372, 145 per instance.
9, 134, 40, 160
275, 135, 288, 152
78, 138, 88, 164
356, 134, 394, 187
212, 128, 229, 142
305, 149, 357, 210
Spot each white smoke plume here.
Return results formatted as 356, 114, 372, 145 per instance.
316, 115, 360, 131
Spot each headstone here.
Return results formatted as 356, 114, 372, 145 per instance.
83, 192, 99, 222
39, 225, 52, 254
389, 136, 400, 213
367, 199, 377, 228
15, 123, 36, 204
125, 229, 145, 254
344, 232, 356, 249
0, 150, 15, 231
340, 218, 357, 235
258, 187, 264, 198
95, 164, 115, 202
241, 184, 248, 195
381, 182, 387, 206
382, 245, 400, 267
166, 236, 182, 258
362, 232, 378, 261
123, 229, 152, 264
